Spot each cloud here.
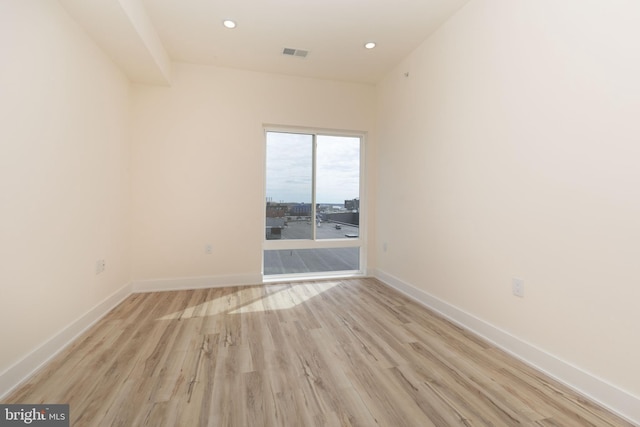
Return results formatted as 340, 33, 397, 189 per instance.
266, 133, 360, 204
266, 132, 313, 203
316, 135, 360, 203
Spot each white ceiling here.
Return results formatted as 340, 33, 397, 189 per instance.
62, 0, 470, 85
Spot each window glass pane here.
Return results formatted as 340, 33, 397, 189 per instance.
264, 248, 359, 275
316, 135, 360, 239
265, 132, 313, 240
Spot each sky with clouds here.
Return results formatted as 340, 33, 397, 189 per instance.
266, 132, 360, 204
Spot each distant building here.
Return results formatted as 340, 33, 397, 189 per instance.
266, 202, 286, 218
290, 203, 311, 216
345, 198, 360, 211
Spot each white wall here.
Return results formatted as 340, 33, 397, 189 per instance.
130, 63, 376, 286
0, 0, 131, 383
375, 0, 640, 416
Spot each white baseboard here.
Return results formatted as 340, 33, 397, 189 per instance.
132, 273, 264, 293
371, 268, 640, 426
0, 282, 132, 400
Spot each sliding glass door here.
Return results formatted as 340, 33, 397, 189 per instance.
264, 129, 363, 277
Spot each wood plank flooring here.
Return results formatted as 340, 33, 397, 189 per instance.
3, 278, 634, 426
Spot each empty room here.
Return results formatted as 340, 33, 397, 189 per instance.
1, 0, 639, 425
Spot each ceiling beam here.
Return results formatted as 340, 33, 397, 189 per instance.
59, 0, 171, 85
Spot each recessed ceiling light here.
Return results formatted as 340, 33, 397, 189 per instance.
223, 20, 237, 29
364, 42, 376, 49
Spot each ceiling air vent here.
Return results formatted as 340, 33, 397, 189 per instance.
282, 47, 308, 58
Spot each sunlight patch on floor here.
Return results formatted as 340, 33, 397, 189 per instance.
230, 281, 340, 314
155, 281, 341, 320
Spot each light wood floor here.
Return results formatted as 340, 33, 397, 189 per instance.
4, 278, 633, 426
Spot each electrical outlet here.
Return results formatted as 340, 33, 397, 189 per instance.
383, 242, 388, 252
512, 278, 524, 298
205, 244, 212, 254
96, 259, 106, 275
